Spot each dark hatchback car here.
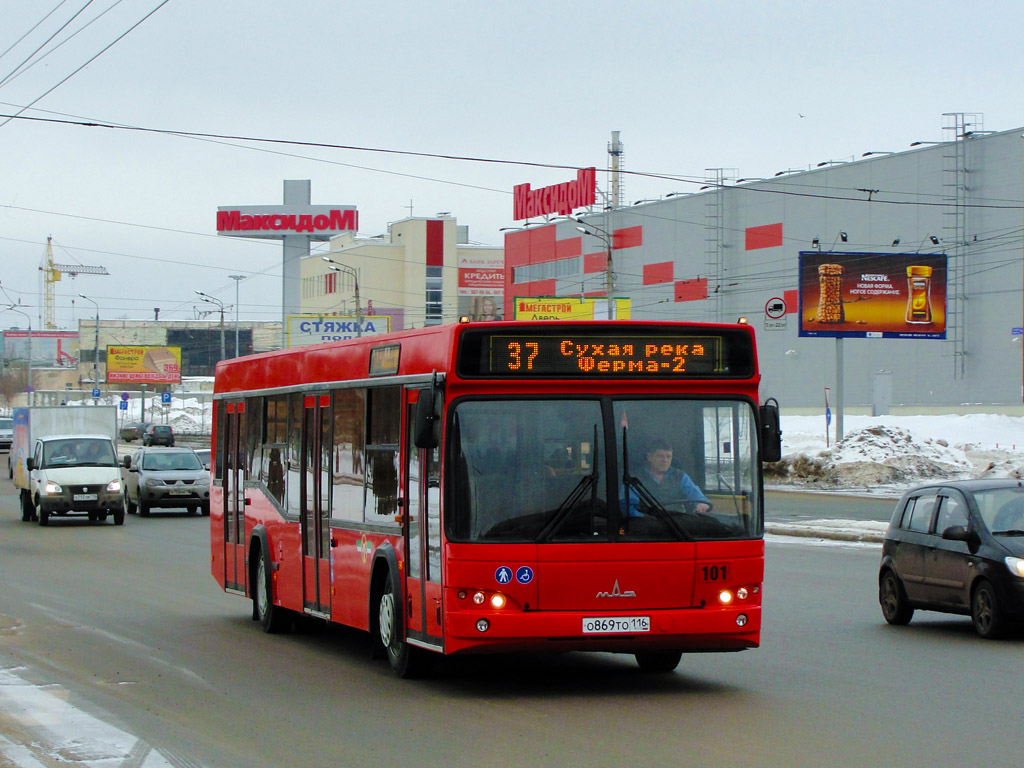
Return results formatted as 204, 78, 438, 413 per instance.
142, 424, 174, 446
119, 422, 151, 442
879, 479, 1024, 638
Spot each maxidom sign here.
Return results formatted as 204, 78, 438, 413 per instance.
513, 167, 596, 221
216, 205, 358, 240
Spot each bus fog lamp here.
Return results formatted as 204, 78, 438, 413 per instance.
476, 618, 490, 632
457, 590, 467, 600
472, 592, 486, 605
736, 614, 748, 627
737, 587, 749, 600
490, 593, 507, 609
718, 590, 734, 605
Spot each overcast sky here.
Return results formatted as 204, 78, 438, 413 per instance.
2, 0, 1022, 329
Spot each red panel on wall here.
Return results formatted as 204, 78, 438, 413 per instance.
426, 219, 444, 266
674, 277, 709, 302
556, 236, 582, 259
613, 226, 643, 250
643, 261, 674, 285
745, 223, 783, 251
784, 289, 798, 314
583, 251, 607, 274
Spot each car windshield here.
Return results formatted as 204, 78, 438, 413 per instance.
142, 451, 201, 471
448, 397, 760, 543
42, 438, 117, 467
973, 487, 1024, 534
0, 418, 12, 430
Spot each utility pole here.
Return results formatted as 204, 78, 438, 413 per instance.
228, 275, 244, 357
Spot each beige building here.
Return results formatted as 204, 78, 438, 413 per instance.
299, 216, 504, 338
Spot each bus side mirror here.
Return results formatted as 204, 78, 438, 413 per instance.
760, 399, 782, 463
414, 380, 442, 449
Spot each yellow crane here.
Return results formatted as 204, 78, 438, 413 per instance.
39, 236, 109, 329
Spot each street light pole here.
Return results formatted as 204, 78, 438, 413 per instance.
228, 275, 244, 357
195, 291, 226, 361
575, 219, 616, 319
79, 294, 100, 388
3, 304, 32, 403
322, 257, 362, 337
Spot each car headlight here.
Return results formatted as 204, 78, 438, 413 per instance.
143, 478, 165, 488
43, 481, 62, 495
106, 479, 121, 493
1005, 556, 1024, 578
195, 475, 210, 486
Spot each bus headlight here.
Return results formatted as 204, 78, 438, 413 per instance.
489, 593, 507, 609
718, 589, 734, 605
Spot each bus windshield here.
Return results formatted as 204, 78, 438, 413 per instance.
449, 398, 760, 543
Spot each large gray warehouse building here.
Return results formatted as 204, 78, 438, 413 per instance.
504, 117, 1023, 412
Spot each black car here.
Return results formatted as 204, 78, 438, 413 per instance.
142, 424, 174, 446
119, 422, 151, 442
879, 479, 1024, 638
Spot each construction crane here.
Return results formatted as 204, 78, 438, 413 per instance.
39, 235, 109, 329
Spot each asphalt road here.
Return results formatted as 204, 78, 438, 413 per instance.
0, 476, 1020, 767
765, 488, 897, 523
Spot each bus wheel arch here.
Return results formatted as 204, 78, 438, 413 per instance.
369, 544, 428, 677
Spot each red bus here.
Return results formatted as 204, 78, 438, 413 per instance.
210, 320, 781, 676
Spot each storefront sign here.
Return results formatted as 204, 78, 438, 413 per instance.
513, 168, 596, 221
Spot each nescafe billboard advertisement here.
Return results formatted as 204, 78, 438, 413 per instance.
798, 251, 947, 339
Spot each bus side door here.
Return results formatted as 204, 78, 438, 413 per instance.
404, 390, 443, 651
300, 393, 332, 617
222, 400, 247, 594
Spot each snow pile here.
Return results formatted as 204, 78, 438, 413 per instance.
774, 413, 1024, 493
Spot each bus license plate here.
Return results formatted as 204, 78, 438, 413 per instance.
73, 493, 97, 501
582, 616, 650, 634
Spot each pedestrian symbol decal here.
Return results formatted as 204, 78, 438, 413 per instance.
495, 566, 513, 584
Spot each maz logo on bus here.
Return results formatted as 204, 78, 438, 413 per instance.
596, 579, 637, 598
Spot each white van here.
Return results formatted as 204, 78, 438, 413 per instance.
25, 434, 125, 526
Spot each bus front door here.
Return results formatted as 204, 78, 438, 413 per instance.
222, 401, 247, 594
404, 394, 443, 651
301, 393, 332, 617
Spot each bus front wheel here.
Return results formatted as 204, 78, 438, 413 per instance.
378, 572, 430, 678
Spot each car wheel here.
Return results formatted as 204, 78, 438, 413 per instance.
113, 507, 125, 526
255, 547, 290, 633
635, 651, 683, 673
187, 505, 197, 515
972, 580, 1004, 638
125, 493, 137, 514
879, 569, 914, 625
201, 503, 210, 517
38, 508, 49, 526
139, 501, 150, 517
378, 571, 431, 678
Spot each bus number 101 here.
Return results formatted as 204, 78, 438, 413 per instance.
701, 565, 728, 581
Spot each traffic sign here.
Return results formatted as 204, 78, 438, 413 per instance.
765, 297, 787, 319
119, 401, 128, 410
161, 392, 172, 404
120, 392, 129, 401
91, 388, 101, 398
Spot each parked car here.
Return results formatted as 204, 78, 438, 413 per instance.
0, 416, 13, 451
119, 422, 151, 442
879, 479, 1024, 638
123, 446, 210, 516
142, 424, 174, 446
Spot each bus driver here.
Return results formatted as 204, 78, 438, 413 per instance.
640, 438, 711, 514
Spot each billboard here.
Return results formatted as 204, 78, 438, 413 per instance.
798, 251, 947, 339
513, 297, 632, 321
106, 345, 182, 383
286, 315, 391, 347
3, 330, 79, 367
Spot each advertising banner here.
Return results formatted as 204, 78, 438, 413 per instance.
798, 251, 947, 339
106, 346, 182, 383
3, 330, 79, 367
513, 297, 632, 321
286, 315, 391, 347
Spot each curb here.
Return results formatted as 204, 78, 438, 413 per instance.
765, 523, 885, 544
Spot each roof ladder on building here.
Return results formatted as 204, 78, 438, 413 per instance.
941, 113, 979, 379
703, 169, 733, 322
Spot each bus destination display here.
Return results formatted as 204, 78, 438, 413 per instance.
490, 334, 724, 377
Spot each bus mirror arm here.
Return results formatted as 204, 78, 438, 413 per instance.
413, 370, 443, 449
760, 398, 782, 463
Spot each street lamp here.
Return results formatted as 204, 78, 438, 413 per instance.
322, 257, 362, 337
78, 294, 100, 387
574, 218, 616, 318
228, 275, 244, 357
195, 291, 226, 361
3, 304, 32, 402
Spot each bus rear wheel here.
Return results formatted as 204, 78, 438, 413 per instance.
378, 572, 430, 678
635, 650, 682, 673
255, 547, 290, 634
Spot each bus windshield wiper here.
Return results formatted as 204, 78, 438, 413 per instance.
621, 425, 692, 542
537, 425, 600, 542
